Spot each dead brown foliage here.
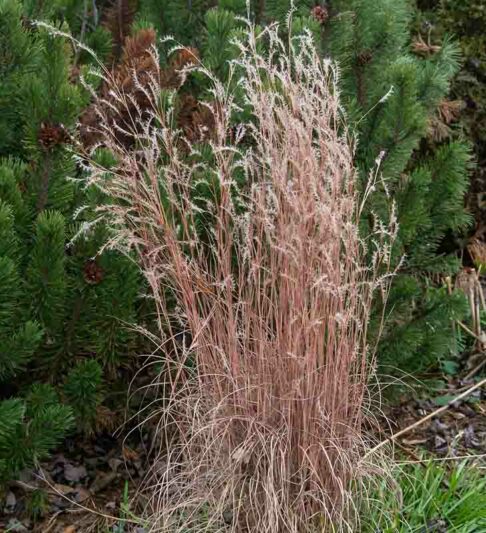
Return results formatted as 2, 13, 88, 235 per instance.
79, 31, 207, 148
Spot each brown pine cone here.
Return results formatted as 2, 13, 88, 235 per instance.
357, 50, 373, 66
38, 122, 70, 151
311, 5, 329, 25
83, 260, 104, 285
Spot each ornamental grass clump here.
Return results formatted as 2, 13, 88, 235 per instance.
82, 19, 396, 533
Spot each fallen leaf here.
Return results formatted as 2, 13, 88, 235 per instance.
450, 411, 466, 420
431, 419, 448, 433
434, 435, 448, 452
52, 483, 76, 496
64, 464, 88, 483
412, 35, 441, 56
5, 491, 16, 513
432, 394, 456, 406
74, 486, 91, 503
90, 471, 118, 494
108, 457, 123, 472
122, 445, 139, 462
6, 518, 28, 532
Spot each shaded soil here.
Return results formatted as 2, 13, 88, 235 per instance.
0, 431, 149, 532
383, 376, 486, 460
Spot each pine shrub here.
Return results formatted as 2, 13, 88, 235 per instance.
415, 0, 486, 260
0, 0, 143, 482
321, 0, 471, 373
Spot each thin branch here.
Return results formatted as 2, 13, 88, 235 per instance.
364, 377, 486, 459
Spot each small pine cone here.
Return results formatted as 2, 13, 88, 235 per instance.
311, 5, 329, 24
94, 405, 118, 433
357, 50, 373, 66
38, 122, 70, 151
83, 260, 104, 285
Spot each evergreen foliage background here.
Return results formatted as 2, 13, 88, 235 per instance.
0, 0, 477, 487
415, 0, 486, 252
320, 0, 471, 374
0, 0, 143, 482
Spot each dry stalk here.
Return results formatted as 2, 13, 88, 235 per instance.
81, 19, 397, 533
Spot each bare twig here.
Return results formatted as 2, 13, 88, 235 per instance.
364, 378, 486, 459
457, 320, 483, 341
464, 356, 486, 380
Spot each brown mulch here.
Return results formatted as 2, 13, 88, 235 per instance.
0, 432, 149, 532
383, 377, 486, 460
